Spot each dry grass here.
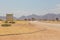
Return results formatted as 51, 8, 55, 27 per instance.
0, 21, 38, 35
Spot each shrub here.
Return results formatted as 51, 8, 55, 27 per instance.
5, 21, 8, 23
9, 21, 15, 24
1, 23, 11, 27
0, 19, 3, 21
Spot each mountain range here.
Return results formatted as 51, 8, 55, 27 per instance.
19, 13, 60, 20
0, 13, 60, 20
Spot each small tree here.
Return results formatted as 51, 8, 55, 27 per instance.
32, 18, 35, 21
56, 18, 59, 21
24, 18, 27, 21
28, 19, 31, 21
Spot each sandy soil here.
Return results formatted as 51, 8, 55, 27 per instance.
0, 21, 60, 40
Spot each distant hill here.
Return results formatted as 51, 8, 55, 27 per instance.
19, 14, 42, 20
41, 13, 57, 20
19, 13, 60, 20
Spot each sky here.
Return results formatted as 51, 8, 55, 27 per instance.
0, 0, 60, 17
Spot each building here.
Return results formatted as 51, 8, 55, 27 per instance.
6, 14, 13, 21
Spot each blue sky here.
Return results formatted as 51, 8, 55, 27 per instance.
0, 0, 60, 17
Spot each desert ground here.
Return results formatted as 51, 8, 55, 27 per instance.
0, 21, 60, 40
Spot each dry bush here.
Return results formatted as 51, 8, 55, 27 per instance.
9, 21, 15, 24
1, 23, 11, 27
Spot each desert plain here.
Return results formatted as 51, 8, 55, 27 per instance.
0, 21, 60, 40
